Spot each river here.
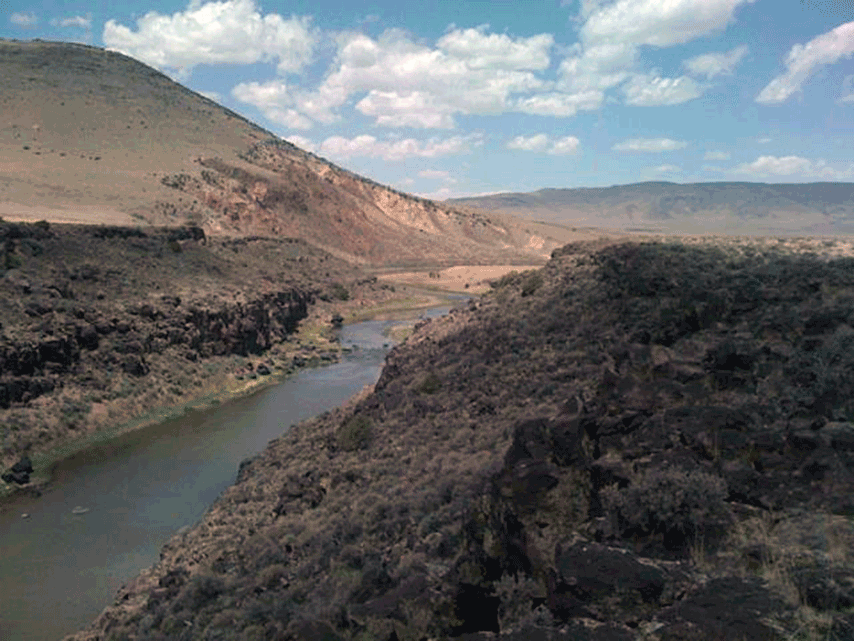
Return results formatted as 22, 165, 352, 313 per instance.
0, 307, 454, 641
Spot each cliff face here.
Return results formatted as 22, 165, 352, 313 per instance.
0, 220, 367, 482
68, 235, 854, 641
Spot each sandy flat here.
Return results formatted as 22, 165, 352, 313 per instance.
377, 264, 544, 294
0, 201, 138, 226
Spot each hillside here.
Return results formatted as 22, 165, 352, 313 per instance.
0, 39, 558, 267
450, 182, 854, 236
68, 235, 854, 641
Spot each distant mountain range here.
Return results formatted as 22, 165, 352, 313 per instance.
450, 182, 854, 236
0, 39, 559, 266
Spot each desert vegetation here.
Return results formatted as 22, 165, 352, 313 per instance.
64, 236, 854, 641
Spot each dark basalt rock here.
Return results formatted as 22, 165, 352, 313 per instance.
657, 577, 790, 641
553, 541, 666, 604
2, 455, 33, 484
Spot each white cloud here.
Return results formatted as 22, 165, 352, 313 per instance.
51, 16, 92, 29
507, 133, 580, 155
103, 0, 317, 79
840, 93, 854, 103
515, 91, 603, 116
317, 133, 483, 161
613, 138, 687, 152
559, 0, 753, 105
436, 26, 553, 70
507, 134, 550, 152
198, 90, 223, 103
734, 155, 854, 179
284, 135, 316, 152
582, 0, 756, 48
232, 80, 313, 129
757, 137, 773, 144
418, 169, 453, 180
702, 164, 726, 172
683, 45, 749, 79
355, 91, 455, 128
757, 21, 854, 103
293, 27, 550, 128
550, 136, 582, 155
10, 12, 38, 27
654, 164, 681, 172
704, 150, 730, 160
623, 74, 704, 105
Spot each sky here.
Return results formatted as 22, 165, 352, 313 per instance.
3, 0, 854, 199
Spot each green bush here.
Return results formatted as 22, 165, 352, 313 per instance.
602, 467, 729, 548
520, 270, 543, 297
336, 415, 372, 451
330, 282, 350, 301
417, 371, 442, 394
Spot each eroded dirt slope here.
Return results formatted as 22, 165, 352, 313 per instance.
0, 39, 557, 266
68, 236, 854, 641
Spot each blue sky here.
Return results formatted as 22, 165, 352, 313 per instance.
3, 0, 854, 198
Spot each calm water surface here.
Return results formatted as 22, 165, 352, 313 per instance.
0, 308, 454, 641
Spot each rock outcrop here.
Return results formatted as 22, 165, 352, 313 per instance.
0, 220, 379, 480
68, 237, 854, 641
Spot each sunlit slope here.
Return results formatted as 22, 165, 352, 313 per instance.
0, 39, 559, 266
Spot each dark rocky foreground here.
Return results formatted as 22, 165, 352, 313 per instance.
0, 220, 382, 486
69, 238, 854, 641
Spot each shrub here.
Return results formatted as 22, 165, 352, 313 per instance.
417, 371, 442, 394
329, 283, 349, 301
336, 415, 372, 451
602, 467, 729, 548
167, 239, 182, 253
520, 270, 543, 297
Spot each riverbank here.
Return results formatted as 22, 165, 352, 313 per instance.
0, 265, 468, 507
0, 220, 474, 505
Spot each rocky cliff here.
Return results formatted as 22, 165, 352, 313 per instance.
0, 219, 380, 487
67, 235, 854, 641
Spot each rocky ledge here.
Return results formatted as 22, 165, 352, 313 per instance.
0, 220, 377, 487
69, 237, 854, 641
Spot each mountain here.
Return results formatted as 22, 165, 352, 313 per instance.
0, 39, 559, 266
450, 181, 854, 235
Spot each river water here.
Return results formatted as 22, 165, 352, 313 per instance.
0, 308, 453, 641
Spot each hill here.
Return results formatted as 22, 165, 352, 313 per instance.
450, 181, 854, 236
0, 39, 558, 267
68, 235, 854, 641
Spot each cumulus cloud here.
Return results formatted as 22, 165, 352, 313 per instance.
560, 0, 753, 105
10, 12, 38, 27
284, 135, 316, 152
623, 74, 704, 105
103, 0, 317, 79
507, 134, 550, 152
436, 27, 553, 70
418, 169, 454, 180
355, 91, 456, 129
734, 155, 854, 179
515, 91, 604, 116
683, 45, 749, 79
613, 138, 687, 152
654, 164, 681, 172
507, 134, 580, 155
757, 21, 854, 103
317, 133, 483, 161
582, 0, 756, 48
232, 80, 313, 129
51, 15, 92, 29
704, 150, 731, 160
292, 26, 551, 128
